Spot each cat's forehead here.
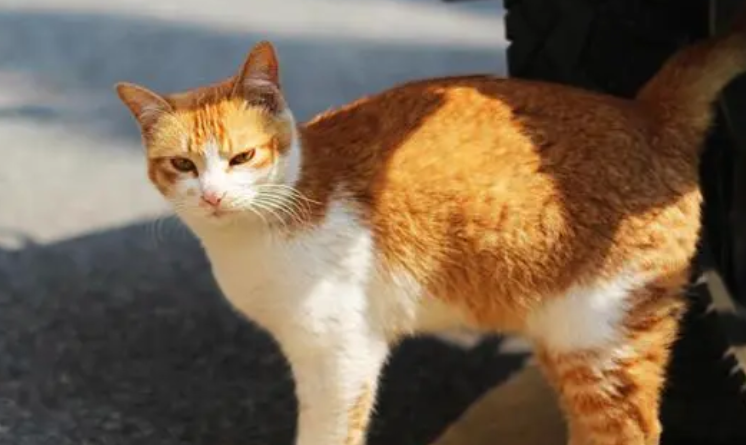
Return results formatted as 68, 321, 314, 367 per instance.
149, 99, 288, 157
183, 100, 276, 140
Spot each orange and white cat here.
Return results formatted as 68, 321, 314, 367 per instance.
116, 9, 746, 445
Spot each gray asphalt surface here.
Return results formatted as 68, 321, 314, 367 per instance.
0, 1, 532, 444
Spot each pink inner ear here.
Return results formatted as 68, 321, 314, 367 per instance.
245, 61, 277, 85
236, 41, 280, 89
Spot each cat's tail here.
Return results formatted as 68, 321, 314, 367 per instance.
635, 5, 746, 152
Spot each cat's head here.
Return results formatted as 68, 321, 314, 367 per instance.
115, 41, 300, 227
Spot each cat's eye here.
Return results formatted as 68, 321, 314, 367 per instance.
230, 149, 256, 166
170, 157, 196, 173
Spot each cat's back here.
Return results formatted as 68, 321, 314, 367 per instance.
306, 73, 648, 143
303, 73, 664, 220
304, 73, 656, 187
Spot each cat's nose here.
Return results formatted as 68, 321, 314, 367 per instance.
201, 191, 226, 207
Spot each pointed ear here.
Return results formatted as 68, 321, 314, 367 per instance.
234, 41, 280, 89
115, 82, 173, 131
232, 42, 285, 114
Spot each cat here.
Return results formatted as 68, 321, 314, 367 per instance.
115, 7, 746, 445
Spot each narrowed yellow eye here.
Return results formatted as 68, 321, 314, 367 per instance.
229, 149, 256, 167
170, 157, 196, 173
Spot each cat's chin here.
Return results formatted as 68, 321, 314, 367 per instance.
182, 208, 275, 231
202, 209, 244, 225
175, 208, 242, 228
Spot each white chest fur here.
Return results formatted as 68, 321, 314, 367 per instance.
191, 201, 463, 344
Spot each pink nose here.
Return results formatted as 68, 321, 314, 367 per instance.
201, 191, 225, 207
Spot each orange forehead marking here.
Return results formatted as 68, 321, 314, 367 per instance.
147, 99, 291, 159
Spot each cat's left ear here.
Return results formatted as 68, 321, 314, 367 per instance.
232, 41, 284, 113
115, 82, 173, 132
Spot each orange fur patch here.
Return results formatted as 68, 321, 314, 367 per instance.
345, 384, 373, 445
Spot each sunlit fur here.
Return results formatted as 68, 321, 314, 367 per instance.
116, 11, 746, 445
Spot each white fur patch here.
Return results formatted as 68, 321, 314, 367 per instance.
280, 111, 303, 188
433, 329, 484, 350
198, 201, 371, 332
198, 140, 230, 196
525, 273, 643, 352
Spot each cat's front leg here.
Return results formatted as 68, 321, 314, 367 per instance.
272, 299, 390, 445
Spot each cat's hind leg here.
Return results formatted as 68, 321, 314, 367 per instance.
527, 274, 686, 445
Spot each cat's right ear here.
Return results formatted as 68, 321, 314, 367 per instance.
115, 82, 173, 131
234, 41, 280, 90
231, 41, 285, 114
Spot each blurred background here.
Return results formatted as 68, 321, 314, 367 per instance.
0, 1, 531, 444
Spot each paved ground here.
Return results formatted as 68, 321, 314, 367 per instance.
0, 1, 534, 444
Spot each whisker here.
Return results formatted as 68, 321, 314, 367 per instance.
151, 213, 190, 245
253, 195, 301, 218
251, 200, 289, 230
146, 214, 167, 246
253, 195, 308, 226
256, 190, 314, 220
253, 187, 317, 209
238, 205, 270, 230
256, 184, 320, 204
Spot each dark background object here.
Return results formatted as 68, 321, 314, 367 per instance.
499, 0, 746, 443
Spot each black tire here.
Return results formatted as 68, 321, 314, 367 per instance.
503, 0, 746, 443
